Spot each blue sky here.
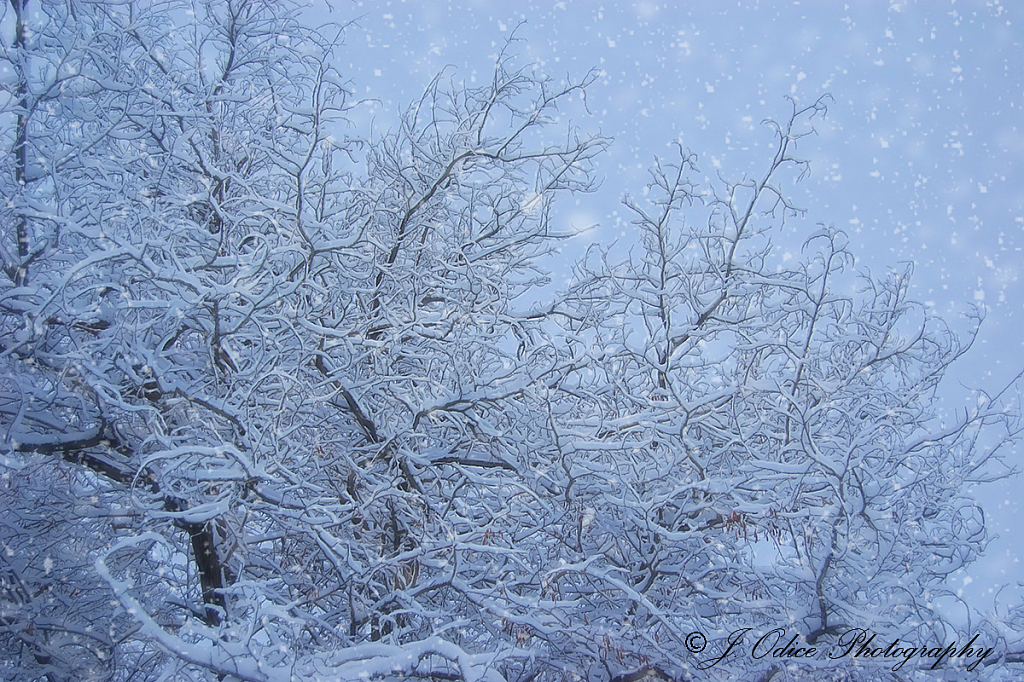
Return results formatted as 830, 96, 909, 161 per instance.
315, 0, 1024, 617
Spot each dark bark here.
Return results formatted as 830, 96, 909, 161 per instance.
13, 429, 228, 627
10, 0, 30, 287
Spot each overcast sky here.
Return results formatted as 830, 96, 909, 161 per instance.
312, 0, 1024, 619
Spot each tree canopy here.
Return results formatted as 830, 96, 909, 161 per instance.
2, 1, 1023, 681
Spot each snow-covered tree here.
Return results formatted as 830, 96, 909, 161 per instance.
2, 2, 1022, 681
1, 0, 368, 675
2, 0, 605, 679
535, 99, 1024, 681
